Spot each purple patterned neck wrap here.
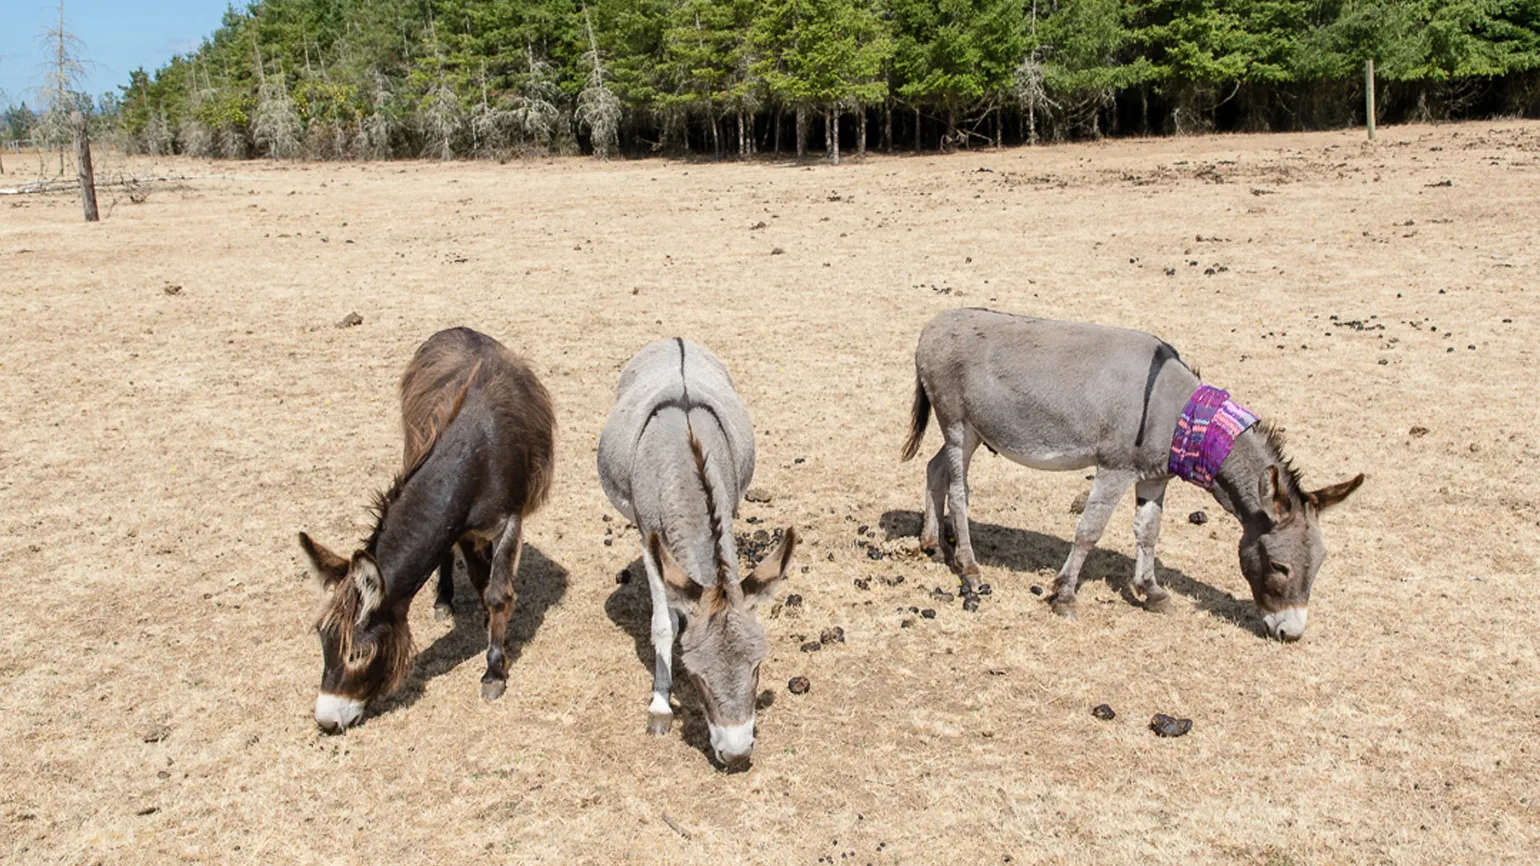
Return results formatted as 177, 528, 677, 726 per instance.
1168, 385, 1259, 490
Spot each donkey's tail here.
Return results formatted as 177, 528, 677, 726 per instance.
900, 374, 931, 462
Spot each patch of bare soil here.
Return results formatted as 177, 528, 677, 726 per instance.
1, 122, 1537, 864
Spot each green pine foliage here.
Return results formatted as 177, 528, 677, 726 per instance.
111, 0, 1540, 160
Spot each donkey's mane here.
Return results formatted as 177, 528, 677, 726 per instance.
687, 425, 734, 592
1256, 420, 1305, 496
365, 357, 482, 555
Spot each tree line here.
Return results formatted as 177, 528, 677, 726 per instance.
39, 1, 1540, 161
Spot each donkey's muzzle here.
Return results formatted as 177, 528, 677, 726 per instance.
1263, 607, 1308, 642
315, 693, 365, 733
709, 719, 755, 769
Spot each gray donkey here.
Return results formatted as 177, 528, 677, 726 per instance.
903, 308, 1363, 641
598, 338, 797, 768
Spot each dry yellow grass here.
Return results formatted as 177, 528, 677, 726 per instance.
1, 121, 1537, 865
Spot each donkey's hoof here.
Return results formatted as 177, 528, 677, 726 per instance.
1144, 594, 1173, 614
1051, 600, 1079, 619
480, 678, 507, 702
433, 603, 453, 622
647, 712, 674, 736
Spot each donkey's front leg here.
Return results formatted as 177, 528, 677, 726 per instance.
1132, 477, 1172, 613
919, 448, 950, 559
641, 545, 679, 735
480, 515, 524, 702
1052, 469, 1136, 618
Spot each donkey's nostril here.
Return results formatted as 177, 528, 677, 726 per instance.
717, 749, 753, 770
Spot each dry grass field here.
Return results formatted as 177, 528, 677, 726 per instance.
2, 121, 1537, 865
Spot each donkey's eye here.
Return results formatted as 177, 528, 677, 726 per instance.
1270, 562, 1292, 577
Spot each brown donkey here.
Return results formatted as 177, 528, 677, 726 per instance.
299, 327, 555, 732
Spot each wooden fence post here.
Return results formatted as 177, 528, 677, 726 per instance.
72, 111, 98, 222
1365, 59, 1377, 141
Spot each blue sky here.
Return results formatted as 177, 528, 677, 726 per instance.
2, 1, 236, 108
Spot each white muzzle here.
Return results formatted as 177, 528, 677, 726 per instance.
709, 718, 756, 766
315, 693, 365, 733
1263, 607, 1308, 642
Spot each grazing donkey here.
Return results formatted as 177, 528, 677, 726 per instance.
903, 308, 1363, 641
299, 327, 555, 732
598, 338, 797, 768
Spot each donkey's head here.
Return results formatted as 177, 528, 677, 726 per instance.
648, 528, 797, 769
1237, 467, 1364, 641
298, 532, 414, 733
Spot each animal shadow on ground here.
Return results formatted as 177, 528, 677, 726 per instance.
878, 509, 1261, 635
603, 556, 724, 768
374, 544, 569, 716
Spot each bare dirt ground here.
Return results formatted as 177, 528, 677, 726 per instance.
2, 121, 1537, 865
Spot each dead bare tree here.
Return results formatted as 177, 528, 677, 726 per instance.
37, 0, 88, 176
575, 8, 621, 159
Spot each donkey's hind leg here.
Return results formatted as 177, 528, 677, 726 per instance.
641, 542, 679, 736
943, 425, 984, 591
1131, 477, 1172, 613
479, 515, 524, 702
433, 550, 456, 621
919, 447, 950, 559
1051, 469, 1136, 618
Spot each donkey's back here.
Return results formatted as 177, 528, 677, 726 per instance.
597, 337, 755, 525
403, 326, 555, 519
906, 308, 1199, 475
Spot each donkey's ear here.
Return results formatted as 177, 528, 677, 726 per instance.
741, 527, 797, 609
647, 532, 702, 611
1307, 473, 1365, 511
349, 552, 385, 624
1259, 465, 1295, 523
299, 532, 350, 590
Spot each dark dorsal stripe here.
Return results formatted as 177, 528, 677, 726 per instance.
1134, 341, 1181, 449
636, 338, 733, 587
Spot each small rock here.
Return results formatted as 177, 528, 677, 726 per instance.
931, 588, 954, 603
819, 626, 845, 644
756, 690, 775, 709
883, 575, 905, 586
336, 311, 364, 329
961, 594, 980, 612
1029, 584, 1045, 597
866, 548, 883, 561
1069, 490, 1089, 514
753, 529, 770, 543
162, 283, 182, 296
853, 578, 870, 590
1149, 713, 1193, 737
1092, 704, 1116, 721
977, 584, 992, 595
787, 676, 810, 695
136, 805, 159, 816
745, 487, 772, 503
771, 247, 785, 255
1188, 510, 1208, 526
141, 724, 171, 743
900, 618, 914, 629
801, 640, 822, 653
783, 594, 803, 608
920, 608, 937, 619
1409, 426, 1430, 437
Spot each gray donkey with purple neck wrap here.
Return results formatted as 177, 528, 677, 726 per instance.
903, 308, 1363, 641
599, 338, 797, 769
